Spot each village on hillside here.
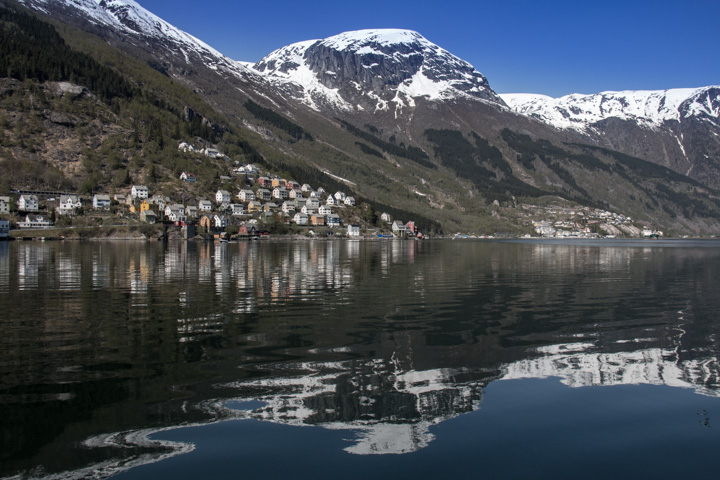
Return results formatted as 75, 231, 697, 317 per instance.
0, 140, 670, 241
0, 142, 426, 240
523, 204, 663, 239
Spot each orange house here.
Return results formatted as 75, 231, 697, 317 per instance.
199, 215, 213, 230
130, 200, 151, 214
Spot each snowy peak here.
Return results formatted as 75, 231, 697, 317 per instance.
501, 87, 720, 132
21, 0, 199, 44
253, 29, 501, 112
17, 0, 252, 77
319, 28, 427, 52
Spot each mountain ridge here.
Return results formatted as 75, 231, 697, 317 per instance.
500, 87, 720, 132
501, 87, 720, 188
7, 0, 720, 234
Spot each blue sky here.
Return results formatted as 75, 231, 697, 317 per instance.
138, 0, 719, 97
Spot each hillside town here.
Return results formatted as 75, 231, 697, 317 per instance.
0, 143, 427, 240
0, 137, 672, 241
524, 204, 663, 239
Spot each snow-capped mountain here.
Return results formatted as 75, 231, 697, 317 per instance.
16, 0, 254, 79
253, 29, 503, 112
501, 87, 720, 133
502, 87, 720, 188
12, 0, 720, 229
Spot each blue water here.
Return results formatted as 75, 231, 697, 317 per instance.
2, 239, 720, 479
115, 379, 720, 480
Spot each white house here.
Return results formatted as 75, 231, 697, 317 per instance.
178, 141, 196, 153
17, 195, 39, 212
165, 203, 185, 217
235, 164, 259, 175
380, 212, 392, 223
306, 197, 320, 210
392, 221, 407, 235
180, 172, 197, 183
213, 214, 228, 228
348, 224, 360, 236
293, 212, 309, 225
166, 204, 186, 222
301, 205, 316, 215
185, 205, 199, 218
203, 147, 221, 158
131, 185, 149, 199
334, 191, 346, 202
93, 194, 111, 210
300, 184, 313, 192
272, 188, 288, 200
238, 189, 255, 202
282, 202, 296, 214
319, 205, 332, 215
229, 204, 245, 216
326, 196, 336, 206
289, 189, 303, 199
344, 196, 356, 207
57, 195, 82, 215
216, 190, 231, 204
18, 214, 52, 228
150, 194, 169, 209
0, 196, 10, 214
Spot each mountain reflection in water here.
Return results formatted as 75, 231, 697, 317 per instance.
1, 239, 720, 479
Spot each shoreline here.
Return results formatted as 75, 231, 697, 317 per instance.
5, 231, 719, 243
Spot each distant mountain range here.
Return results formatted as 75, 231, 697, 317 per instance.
502, 88, 720, 188
10, 0, 720, 234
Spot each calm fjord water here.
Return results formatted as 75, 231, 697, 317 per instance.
1, 239, 720, 479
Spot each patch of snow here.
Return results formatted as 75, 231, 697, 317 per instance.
501, 87, 720, 133
321, 170, 357, 186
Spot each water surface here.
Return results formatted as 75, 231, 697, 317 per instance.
1, 239, 720, 479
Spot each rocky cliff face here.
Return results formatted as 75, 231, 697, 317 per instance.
253, 29, 503, 112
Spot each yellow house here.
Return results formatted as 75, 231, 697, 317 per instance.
130, 199, 151, 213
271, 178, 286, 188
247, 201, 262, 213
